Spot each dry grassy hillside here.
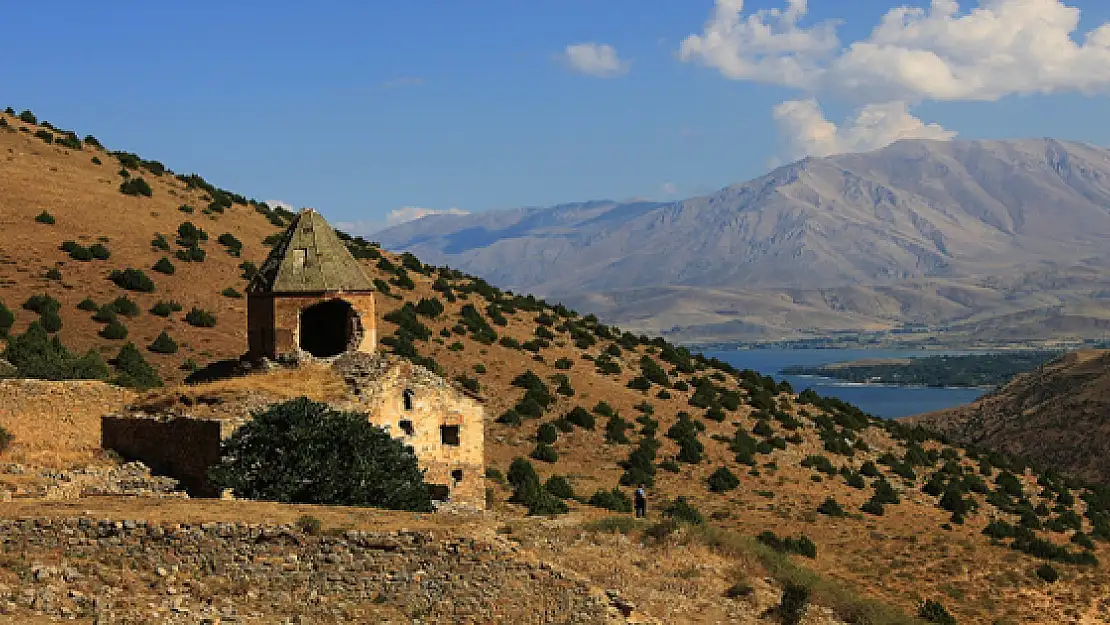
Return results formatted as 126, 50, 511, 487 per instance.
5, 108, 1110, 623
907, 350, 1110, 484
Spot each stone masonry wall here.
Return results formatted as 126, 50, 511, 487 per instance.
249, 292, 377, 359
0, 518, 613, 624
100, 415, 229, 497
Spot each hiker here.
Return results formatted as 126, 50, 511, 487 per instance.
634, 485, 647, 518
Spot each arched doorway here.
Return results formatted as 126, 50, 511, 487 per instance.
299, 299, 359, 357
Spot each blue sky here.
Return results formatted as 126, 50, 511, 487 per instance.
4, 1, 1110, 233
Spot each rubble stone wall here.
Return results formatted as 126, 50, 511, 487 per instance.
100, 415, 226, 496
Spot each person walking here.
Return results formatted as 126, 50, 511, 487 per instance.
634, 485, 647, 518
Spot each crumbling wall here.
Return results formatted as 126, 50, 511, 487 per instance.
100, 415, 226, 496
249, 292, 376, 359
341, 355, 486, 510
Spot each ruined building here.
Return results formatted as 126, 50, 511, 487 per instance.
102, 209, 485, 509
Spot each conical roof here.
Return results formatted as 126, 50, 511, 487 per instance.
248, 208, 375, 294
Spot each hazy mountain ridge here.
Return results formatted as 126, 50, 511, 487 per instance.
378, 138, 1110, 340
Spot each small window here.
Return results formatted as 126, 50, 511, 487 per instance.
451, 469, 464, 483
440, 425, 460, 446
402, 389, 414, 411
428, 484, 450, 501
292, 248, 307, 268
399, 420, 414, 436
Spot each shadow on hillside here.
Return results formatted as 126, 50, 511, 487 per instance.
184, 357, 249, 385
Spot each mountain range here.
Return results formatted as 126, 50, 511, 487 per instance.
376, 138, 1110, 342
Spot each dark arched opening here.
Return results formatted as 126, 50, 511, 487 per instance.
300, 299, 359, 357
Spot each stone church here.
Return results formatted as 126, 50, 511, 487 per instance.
103, 209, 485, 510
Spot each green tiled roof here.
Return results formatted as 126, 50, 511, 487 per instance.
248, 208, 375, 294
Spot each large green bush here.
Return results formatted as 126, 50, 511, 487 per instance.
109, 268, 155, 292
2, 322, 109, 381
113, 342, 162, 389
209, 398, 433, 511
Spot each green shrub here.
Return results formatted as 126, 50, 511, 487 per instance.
507, 456, 568, 516
2, 322, 109, 381
544, 475, 575, 500
108, 268, 155, 292
18, 110, 36, 124
40, 309, 62, 332
185, 307, 217, 328
554, 357, 573, 370
1035, 563, 1059, 583
484, 467, 505, 485
917, 599, 956, 625
217, 233, 243, 256
663, 496, 704, 524
152, 257, 175, 275
88, 243, 110, 260
22, 294, 60, 315
778, 583, 810, 625
239, 261, 258, 280
148, 331, 179, 354
221, 287, 243, 299
707, 466, 740, 492
92, 304, 117, 323
112, 342, 161, 389
530, 443, 558, 463
119, 177, 153, 197
178, 204, 195, 214
537, 422, 558, 444
45, 267, 62, 281
110, 296, 140, 317
817, 497, 846, 517
151, 234, 170, 251
564, 406, 595, 430
34, 211, 55, 225
209, 398, 433, 511
757, 531, 818, 558
861, 498, 885, 516
587, 488, 633, 512
175, 245, 206, 263
34, 129, 53, 144
76, 297, 98, 312
98, 319, 128, 340
605, 415, 631, 444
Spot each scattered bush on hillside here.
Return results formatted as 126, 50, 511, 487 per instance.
605, 415, 631, 444
507, 457, 568, 516
619, 436, 660, 487
216, 233, 243, 256
148, 331, 179, 354
39, 309, 62, 332
1035, 563, 1059, 583
817, 497, 847, 517
92, 304, 117, 324
209, 398, 433, 511
663, 496, 704, 524
34, 211, 55, 225
34, 129, 53, 144
61, 241, 92, 261
175, 245, 206, 263
708, 466, 740, 492
44, 267, 62, 281
530, 443, 558, 463
564, 406, 595, 430
18, 110, 36, 124
76, 297, 98, 312
917, 599, 957, 625
239, 261, 258, 280
110, 296, 140, 317
413, 297, 444, 318
119, 177, 153, 197
185, 307, 217, 328
112, 342, 162, 389
221, 287, 243, 299
108, 268, 155, 292
588, 488, 633, 513
152, 257, 175, 275
780, 583, 811, 625
88, 243, 110, 260
536, 422, 558, 445
99, 319, 128, 340
544, 475, 575, 500
22, 294, 60, 315
757, 531, 818, 558
2, 322, 109, 381
151, 233, 171, 251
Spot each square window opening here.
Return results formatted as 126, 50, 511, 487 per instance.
440, 425, 461, 446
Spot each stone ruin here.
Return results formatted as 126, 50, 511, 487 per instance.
101, 209, 485, 510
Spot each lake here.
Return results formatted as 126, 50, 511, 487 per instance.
702, 348, 987, 419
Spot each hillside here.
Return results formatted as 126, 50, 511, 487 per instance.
375, 138, 1110, 343
5, 108, 1110, 623
907, 350, 1110, 485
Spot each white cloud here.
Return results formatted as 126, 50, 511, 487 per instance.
680, 0, 1110, 158
660, 182, 678, 195
386, 206, 470, 227
560, 43, 631, 78
264, 199, 296, 211
772, 99, 957, 159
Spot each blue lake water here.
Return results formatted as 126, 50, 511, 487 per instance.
703, 348, 987, 419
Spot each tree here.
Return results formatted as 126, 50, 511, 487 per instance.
113, 342, 162, 389
2, 322, 108, 381
707, 466, 740, 492
152, 257, 175, 275
109, 268, 155, 292
148, 331, 178, 354
209, 398, 433, 512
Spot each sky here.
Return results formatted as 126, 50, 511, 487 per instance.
4, 0, 1110, 234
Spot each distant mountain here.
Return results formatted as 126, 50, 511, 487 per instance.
377, 138, 1110, 341
905, 350, 1110, 484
